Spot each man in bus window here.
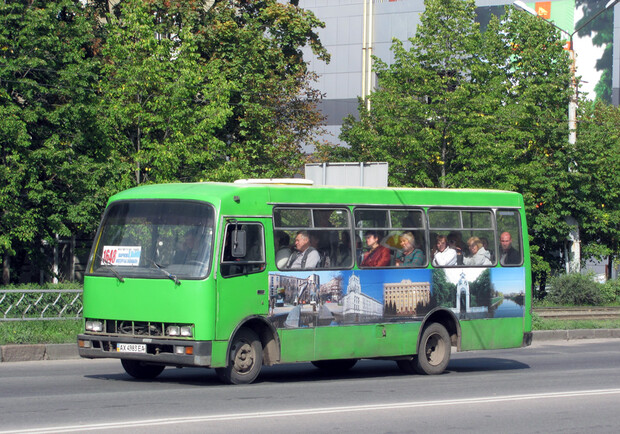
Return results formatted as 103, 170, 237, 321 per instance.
432, 235, 457, 267
285, 231, 320, 269
361, 231, 391, 267
500, 232, 520, 265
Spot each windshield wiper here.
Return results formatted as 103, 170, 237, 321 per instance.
96, 254, 125, 283
147, 259, 180, 285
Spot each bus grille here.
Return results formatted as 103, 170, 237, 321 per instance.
85, 318, 193, 339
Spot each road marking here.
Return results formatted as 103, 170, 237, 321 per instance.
3, 388, 620, 433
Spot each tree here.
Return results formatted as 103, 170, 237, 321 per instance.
199, 0, 330, 180
98, 0, 330, 185
0, 0, 107, 283
431, 268, 455, 308
573, 101, 620, 276
326, 0, 573, 279
337, 0, 485, 189
97, 0, 233, 186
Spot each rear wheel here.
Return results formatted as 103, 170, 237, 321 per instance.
215, 328, 263, 385
415, 323, 451, 375
121, 359, 165, 379
311, 359, 357, 373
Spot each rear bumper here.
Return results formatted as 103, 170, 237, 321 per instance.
77, 334, 212, 367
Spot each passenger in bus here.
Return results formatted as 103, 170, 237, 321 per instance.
309, 232, 330, 267
395, 232, 425, 267
361, 230, 391, 267
479, 236, 494, 262
334, 231, 352, 267
285, 231, 321, 269
275, 232, 292, 269
499, 232, 520, 265
432, 235, 457, 267
463, 237, 492, 266
447, 231, 466, 265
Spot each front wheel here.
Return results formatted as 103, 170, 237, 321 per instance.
215, 328, 263, 385
415, 323, 451, 375
121, 359, 165, 379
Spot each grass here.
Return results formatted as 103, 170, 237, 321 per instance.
1, 316, 620, 345
0, 320, 82, 345
532, 314, 620, 331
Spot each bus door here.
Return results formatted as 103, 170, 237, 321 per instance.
215, 218, 269, 340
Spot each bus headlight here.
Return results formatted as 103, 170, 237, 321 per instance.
85, 320, 103, 332
180, 326, 193, 337
166, 326, 180, 336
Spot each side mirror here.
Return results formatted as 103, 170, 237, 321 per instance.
232, 229, 247, 258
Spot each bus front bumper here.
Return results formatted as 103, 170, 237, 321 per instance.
77, 334, 212, 367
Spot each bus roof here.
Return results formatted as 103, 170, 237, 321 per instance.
108, 182, 524, 214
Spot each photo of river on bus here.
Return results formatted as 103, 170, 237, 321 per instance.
268, 267, 526, 329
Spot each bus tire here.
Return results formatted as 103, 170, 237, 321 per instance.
121, 359, 165, 379
311, 359, 357, 373
216, 328, 263, 385
415, 323, 451, 375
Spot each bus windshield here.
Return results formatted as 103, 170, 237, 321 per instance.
87, 200, 215, 280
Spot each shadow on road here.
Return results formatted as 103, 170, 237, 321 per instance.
84, 356, 529, 386
447, 356, 530, 373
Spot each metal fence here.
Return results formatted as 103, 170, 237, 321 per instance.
0, 289, 83, 321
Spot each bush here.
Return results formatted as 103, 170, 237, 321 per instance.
601, 279, 620, 304
546, 273, 603, 306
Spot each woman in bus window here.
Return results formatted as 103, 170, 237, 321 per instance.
395, 232, 425, 267
463, 236, 492, 266
361, 231, 391, 267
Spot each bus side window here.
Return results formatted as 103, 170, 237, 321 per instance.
221, 223, 265, 277
497, 210, 523, 266
273, 207, 352, 270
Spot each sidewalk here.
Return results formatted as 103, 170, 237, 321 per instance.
2, 330, 620, 362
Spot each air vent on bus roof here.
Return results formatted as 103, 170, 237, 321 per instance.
234, 178, 314, 186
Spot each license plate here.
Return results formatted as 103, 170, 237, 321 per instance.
117, 343, 147, 353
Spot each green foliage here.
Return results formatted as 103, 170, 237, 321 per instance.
532, 317, 620, 331
546, 272, 604, 305
601, 279, 620, 304
0, 282, 82, 290
432, 268, 456, 307
0, 320, 81, 345
320, 0, 619, 278
1, 0, 328, 283
469, 268, 492, 307
0, 1, 107, 268
573, 101, 620, 265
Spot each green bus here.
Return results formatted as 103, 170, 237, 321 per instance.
78, 180, 532, 384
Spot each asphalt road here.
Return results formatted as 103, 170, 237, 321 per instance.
1, 339, 620, 433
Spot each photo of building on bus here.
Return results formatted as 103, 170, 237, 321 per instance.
268, 267, 525, 328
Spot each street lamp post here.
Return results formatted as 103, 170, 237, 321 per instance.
513, 0, 619, 273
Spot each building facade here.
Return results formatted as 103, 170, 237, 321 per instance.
383, 279, 431, 316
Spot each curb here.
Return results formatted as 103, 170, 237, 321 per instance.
531, 328, 620, 341
0, 343, 79, 363
2, 330, 620, 362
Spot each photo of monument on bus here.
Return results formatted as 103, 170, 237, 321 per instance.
268, 267, 525, 328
